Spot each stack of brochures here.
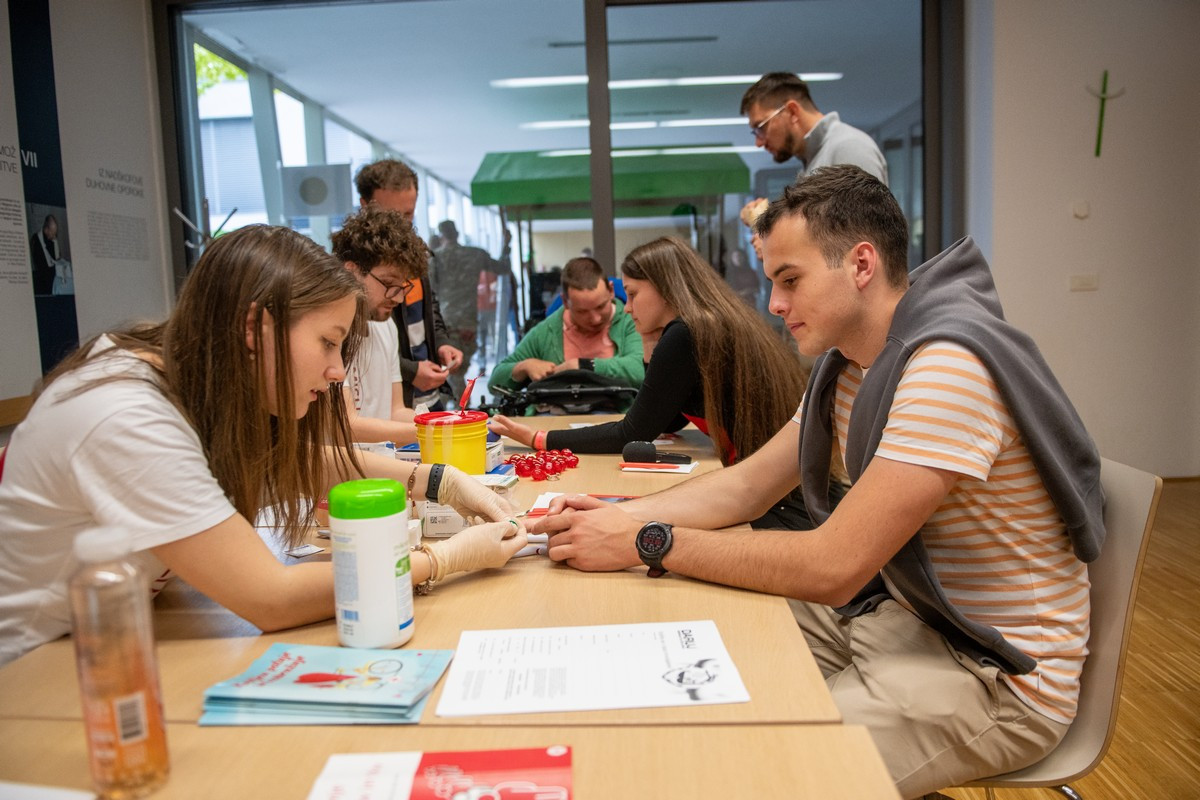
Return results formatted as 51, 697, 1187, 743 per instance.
199, 642, 454, 726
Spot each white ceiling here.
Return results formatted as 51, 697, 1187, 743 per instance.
185, 0, 922, 195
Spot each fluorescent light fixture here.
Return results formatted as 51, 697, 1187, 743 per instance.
492, 72, 842, 90
666, 145, 759, 155
540, 145, 759, 158
520, 120, 664, 130
659, 117, 745, 128
522, 116, 751, 131
491, 75, 588, 88
519, 119, 590, 130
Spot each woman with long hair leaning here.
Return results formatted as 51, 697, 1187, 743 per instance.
0, 225, 526, 666
491, 235, 829, 529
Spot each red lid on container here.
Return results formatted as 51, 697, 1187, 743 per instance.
414, 410, 489, 426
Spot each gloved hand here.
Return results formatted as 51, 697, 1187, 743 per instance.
425, 519, 528, 577
436, 464, 512, 522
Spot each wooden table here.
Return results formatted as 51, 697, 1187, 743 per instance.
0, 720, 899, 799
0, 418, 897, 797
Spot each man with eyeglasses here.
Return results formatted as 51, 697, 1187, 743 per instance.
739, 72, 888, 256
356, 159, 462, 411
331, 204, 428, 446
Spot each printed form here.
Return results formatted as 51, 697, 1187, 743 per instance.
435, 619, 748, 716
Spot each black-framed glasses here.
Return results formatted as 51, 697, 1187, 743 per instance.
367, 271, 414, 300
750, 104, 787, 140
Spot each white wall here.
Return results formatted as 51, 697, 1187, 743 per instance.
0, 0, 172, 406
967, 0, 1200, 477
532, 224, 693, 273
51, 0, 173, 335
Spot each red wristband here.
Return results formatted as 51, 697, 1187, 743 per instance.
533, 430, 548, 451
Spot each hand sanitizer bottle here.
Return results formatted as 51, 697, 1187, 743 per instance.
68, 528, 169, 798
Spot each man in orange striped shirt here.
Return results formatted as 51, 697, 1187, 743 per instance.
534, 166, 1105, 799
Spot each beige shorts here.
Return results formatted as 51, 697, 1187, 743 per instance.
790, 598, 1070, 799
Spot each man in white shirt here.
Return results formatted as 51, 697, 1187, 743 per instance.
330, 205, 431, 444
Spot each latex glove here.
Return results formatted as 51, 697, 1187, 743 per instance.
436, 464, 512, 522
426, 519, 528, 577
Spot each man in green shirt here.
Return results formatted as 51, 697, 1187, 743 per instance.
488, 257, 644, 408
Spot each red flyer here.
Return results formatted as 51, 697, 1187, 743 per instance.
410, 747, 572, 800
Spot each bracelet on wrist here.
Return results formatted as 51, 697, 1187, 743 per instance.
406, 465, 418, 505
533, 430, 548, 451
425, 463, 446, 502
411, 544, 439, 595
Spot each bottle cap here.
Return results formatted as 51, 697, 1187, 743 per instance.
328, 478, 407, 520
73, 528, 134, 562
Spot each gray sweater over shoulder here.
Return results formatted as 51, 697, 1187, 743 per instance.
797, 237, 1105, 674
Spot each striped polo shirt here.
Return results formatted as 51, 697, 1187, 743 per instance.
795, 340, 1089, 723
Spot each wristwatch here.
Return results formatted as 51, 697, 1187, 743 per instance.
578, 358, 595, 371
635, 521, 673, 578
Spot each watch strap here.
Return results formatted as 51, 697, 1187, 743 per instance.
425, 463, 445, 502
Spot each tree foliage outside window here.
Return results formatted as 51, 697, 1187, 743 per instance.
194, 44, 245, 96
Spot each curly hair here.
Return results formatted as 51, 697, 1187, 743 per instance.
354, 158, 418, 201
331, 205, 429, 281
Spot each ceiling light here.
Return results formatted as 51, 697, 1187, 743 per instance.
492, 72, 842, 90
519, 119, 590, 130
491, 75, 588, 88
520, 120, 662, 130
540, 145, 759, 158
659, 117, 745, 128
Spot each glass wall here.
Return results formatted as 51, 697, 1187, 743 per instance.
604, 0, 923, 318
171, 0, 925, 387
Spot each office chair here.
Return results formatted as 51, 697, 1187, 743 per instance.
965, 457, 1162, 799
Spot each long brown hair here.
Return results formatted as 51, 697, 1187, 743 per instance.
43, 225, 367, 546
621, 236, 807, 465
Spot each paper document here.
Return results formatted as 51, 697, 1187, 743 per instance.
436, 619, 748, 717
619, 461, 698, 474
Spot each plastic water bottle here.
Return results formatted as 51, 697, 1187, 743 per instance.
68, 529, 169, 798
328, 478, 414, 648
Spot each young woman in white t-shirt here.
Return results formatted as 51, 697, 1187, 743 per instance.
0, 225, 526, 665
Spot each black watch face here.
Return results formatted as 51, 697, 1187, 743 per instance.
639, 523, 670, 555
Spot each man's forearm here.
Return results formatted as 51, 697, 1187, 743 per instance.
659, 525, 846, 603
620, 462, 777, 529
624, 424, 802, 527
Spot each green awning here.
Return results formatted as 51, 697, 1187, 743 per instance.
470, 148, 750, 217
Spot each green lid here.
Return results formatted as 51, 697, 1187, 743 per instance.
327, 478, 407, 520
